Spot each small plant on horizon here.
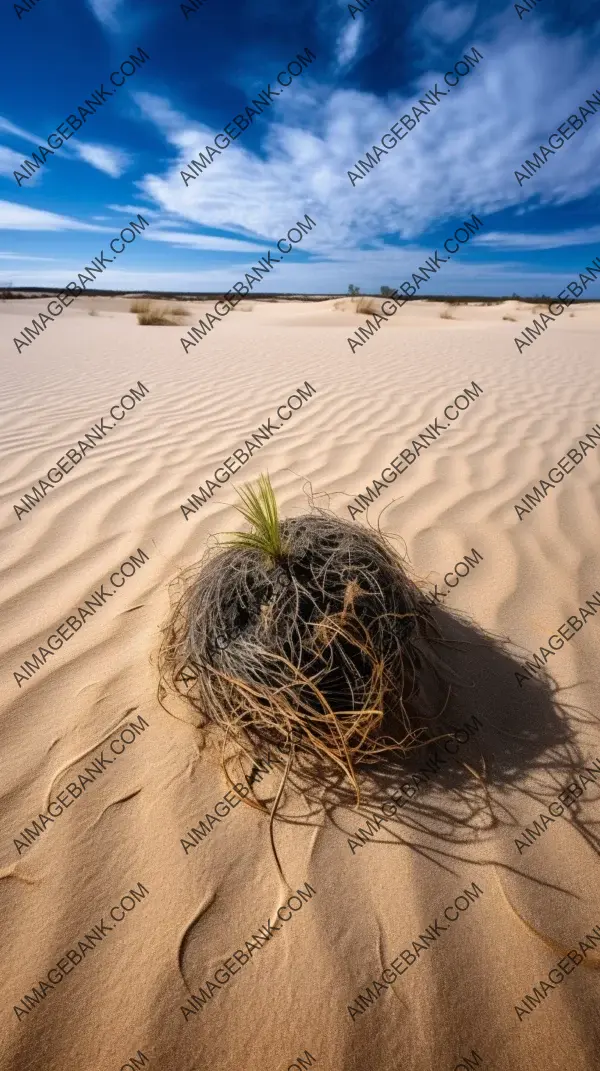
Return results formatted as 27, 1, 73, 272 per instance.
380, 286, 394, 297
347, 284, 360, 296
130, 298, 188, 326
356, 296, 382, 315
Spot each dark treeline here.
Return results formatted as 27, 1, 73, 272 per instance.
1, 288, 597, 303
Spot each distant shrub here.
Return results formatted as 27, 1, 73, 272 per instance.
502, 314, 516, 321
130, 299, 188, 325
440, 306, 455, 320
380, 286, 394, 297
356, 296, 383, 315
348, 284, 360, 296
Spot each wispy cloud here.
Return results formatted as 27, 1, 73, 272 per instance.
0, 252, 62, 261
107, 203, 157, 216
0, 146, 29, 178
336, 20, 363, 68
415, 1, 477, 43
73, 142, 131, 177
479, 226, 600, 250
0, 115, 131, 179
0, 116, 43, 144
145, 231, 273, 252
86, 0, 123, 30
0, 117, 46, 184
133, 21, 600, 258
0, 202, 107, 232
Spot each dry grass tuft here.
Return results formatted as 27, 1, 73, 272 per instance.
159, 476, 456, 872
130, 298, 188, 325
440, 305, 455, 320
356, 296, 384, 315
502, 314, 516, 321
221, 474, 287, 560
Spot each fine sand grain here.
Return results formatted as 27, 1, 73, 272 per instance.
2, 296, 600, 1070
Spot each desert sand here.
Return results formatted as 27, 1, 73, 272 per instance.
2, 295, 600, 1071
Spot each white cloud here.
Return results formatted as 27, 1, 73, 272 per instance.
336, 20, 363, 68
131, 22, 600, 260
416, 1, 477, 43
0, 114, 131, 179
107, 202, 158, 217
0, 146, 28, 177
86, 0, 123, 29
145, 231, 273, 252
0, 252, 61, 261
479, 226, 600, 250
0, 120, 45, 184
73, 142, 131, 177
0, 201, 279, 256
151, 218, 197, 230
0, 116, 43, 144
0, 202, 106, 232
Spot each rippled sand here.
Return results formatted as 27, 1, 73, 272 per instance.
2, 295, 600, 1071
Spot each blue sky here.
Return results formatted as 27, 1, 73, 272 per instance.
1, 0, 599, 295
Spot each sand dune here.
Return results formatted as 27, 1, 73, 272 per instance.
2, 296, 600, 1070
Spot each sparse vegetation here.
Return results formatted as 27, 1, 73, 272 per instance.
440, 305, 455, 320
356, 296, 383, 315
130, 299, 188, 326
502, 314, 516, 321
380, 286, 394, 297
88, 307, 99, 316
160, 473, 444, 874
347, 284, 361, 296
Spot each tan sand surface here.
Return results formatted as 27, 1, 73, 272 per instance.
2, 296, 600, 1071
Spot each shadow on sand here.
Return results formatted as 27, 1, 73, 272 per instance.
263, 604, 600, 865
